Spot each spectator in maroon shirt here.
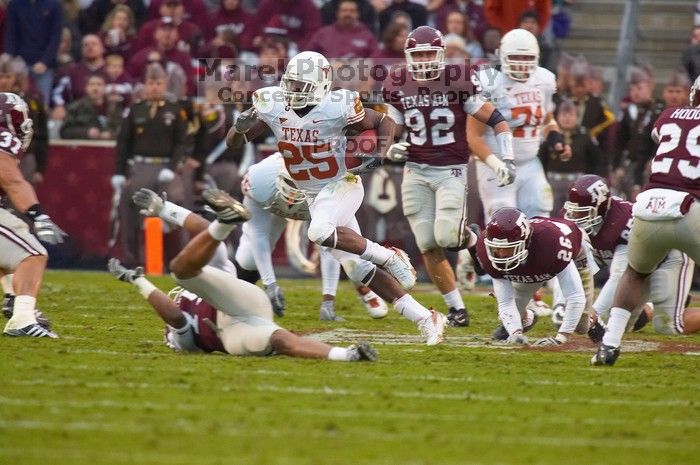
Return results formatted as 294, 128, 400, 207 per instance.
306, 1, 378, 59
378, 0, 427, 38
251, 0, 321, 50
207, 0, 254, 50
128, 17, 194, 94
135, 0, 203, 56
148, 0, 210, 32
321, 0, 377, 34
99, 4, 138, 61
433, 0, 489, 42
52, 34, 107, 119
104, 54, 134, 107
370, 20, 407, 60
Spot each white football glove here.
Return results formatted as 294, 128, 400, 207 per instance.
111, 174, 126, 189
234, 107, 258, 134
386, 141, 409, 162
108, 258, 144, 284
496, 159, 516, 187
33, 214, 67, 244
133, 188, 165, 217
157, 168, 175, 184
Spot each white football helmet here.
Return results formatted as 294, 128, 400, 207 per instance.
281, 51, 332, 109
498, 28, 539, 82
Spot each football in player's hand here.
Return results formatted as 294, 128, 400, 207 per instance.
345, 129, 378, 170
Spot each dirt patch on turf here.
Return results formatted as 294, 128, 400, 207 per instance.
308, 328, 700, 354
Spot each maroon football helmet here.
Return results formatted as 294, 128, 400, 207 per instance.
0, 92, 33, 150
691, 75, 700, 107
484, 207, 532, 271
564, 174, 611, 236
404, 26, 445, 81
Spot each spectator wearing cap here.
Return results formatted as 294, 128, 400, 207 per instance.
135, 0, 204, 56
252, 0, 321, 50
306, 0, 378, 59
52, 34, 107, 120
662, 70, 691, 109
681, 25, 700, 81
99, 4, 138, 61
442, 10, 484, 59
60, 74, 123, 140
612, 66, 665, 199
321, 0, 377, 34
378, 0, 427, 38
433, 0, 489, 43
484, 0, 551, 35
82, 0, 148, 33
0, 53, 49, 186
147, 0, 210, 32
370, 20, 408, 60
128, 17, 194, 95
542, 99, 606, 213
443, 34, 470, 62
113, 63, 189, 266
207, 0, 254, 51
563, 59, 614, 147
519, 10, 554, 71
4, 0, 63, 105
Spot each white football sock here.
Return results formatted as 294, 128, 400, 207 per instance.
134, 277, 157, 299
442, 288, 464, 310
1, 274, 14, 295
207, 220, 236, 241
160, 201, 192, 227
327, 347, 349, 361
320, 251, 340, 296
9, 295, 36, 327
360, 240, 393, 265
393, 294, 431, 323
602, 307, 631, 347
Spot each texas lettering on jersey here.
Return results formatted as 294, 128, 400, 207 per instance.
647, 106, 700, 198
477, 217, 582, 283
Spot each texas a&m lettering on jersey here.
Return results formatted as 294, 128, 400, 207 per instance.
382, 64, 483, 165
253, 87, 364, 194
477, 217, 582, 283
647, 106, 700, 198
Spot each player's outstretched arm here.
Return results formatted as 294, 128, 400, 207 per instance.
346, 108, 397, 158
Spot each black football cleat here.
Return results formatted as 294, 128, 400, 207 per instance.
587, 320, 605, 343
4, 322, 58, 338
348, 341, 378, 362
591, 344, 620, 366
447, 307, 469, 327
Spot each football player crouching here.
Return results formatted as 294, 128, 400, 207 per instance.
232, 152, 388, 321
475, 207, 596, 345
108, 188, 376, 362
564, 175, 698, 340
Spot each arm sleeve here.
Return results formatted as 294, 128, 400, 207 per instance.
556, 260, 587, 334
492, 278, 524, 336
592, 245, 629, 317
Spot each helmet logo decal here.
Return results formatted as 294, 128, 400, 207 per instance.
587, 180, 609, 207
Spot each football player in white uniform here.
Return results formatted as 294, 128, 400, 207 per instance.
109, 188, 377, 362
382, 26, 516, 327
232, 152, 388, 321
227, 51, 447, 345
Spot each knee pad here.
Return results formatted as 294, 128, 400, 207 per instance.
434, 216, 461, 249
341, 258, 376, 284
307, 220, 336, 246
652, 313, 678, 335
234, 260, 261, 284
409, 219, 438, 253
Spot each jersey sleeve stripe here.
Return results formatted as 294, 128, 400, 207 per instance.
347, 110, 365, 124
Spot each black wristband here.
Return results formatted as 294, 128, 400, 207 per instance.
25, 203, 44, 221
546, 130, 565, 149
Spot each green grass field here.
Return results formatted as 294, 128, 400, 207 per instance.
1, 271, 699, 465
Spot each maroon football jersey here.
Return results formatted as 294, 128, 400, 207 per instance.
645, 106, 700, 198
589, 197, 633, 262
177, 292, 226, 353
477, 217, 582, 283
382, 64, 480, 166
0, 127, 26, 200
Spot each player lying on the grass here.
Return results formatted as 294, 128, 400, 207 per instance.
228, 51, 448, 345
232, 152, 387, 321
0, 92, 65, 338
475, 207, 596, 345
592, 81, 700, 366
108, 188, 376, 361
563, 175, 699, 341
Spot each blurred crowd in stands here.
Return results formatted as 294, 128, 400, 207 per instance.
1, 0, 698, 267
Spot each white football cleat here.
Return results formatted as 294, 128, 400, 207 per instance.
356, 286, 388, 319
527, 297, 552, 317
418, 309, 447, 346
383, 247, 416, 290
456, 249, 476, 291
